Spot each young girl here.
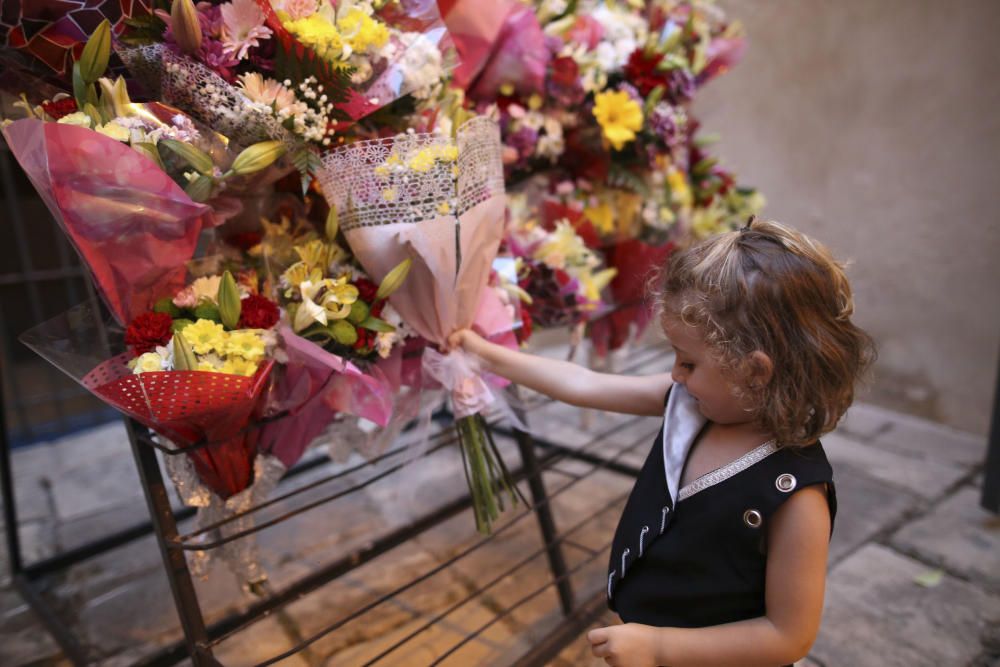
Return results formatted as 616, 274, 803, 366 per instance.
449, 218, 875, 667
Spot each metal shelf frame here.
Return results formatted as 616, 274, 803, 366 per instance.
1, 336, 661, 666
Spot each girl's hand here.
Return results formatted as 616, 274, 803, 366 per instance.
588, 623, 661, 666
447, 328, 485, 354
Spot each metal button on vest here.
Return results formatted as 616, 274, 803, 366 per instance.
775, 473, 797, 493
743, 509, 763, 528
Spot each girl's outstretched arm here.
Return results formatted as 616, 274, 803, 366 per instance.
588, 485, 831, 666
448, 329, 672, 416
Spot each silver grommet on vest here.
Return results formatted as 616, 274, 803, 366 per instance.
775, 473, 797, 493
743, 509, 763, 528
608, 570, 616, 599
660, 506, 670, 534
621, 548, 630, 576
639, 525, 649, 557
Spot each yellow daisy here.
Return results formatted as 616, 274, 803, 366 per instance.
593, 90, 643, 151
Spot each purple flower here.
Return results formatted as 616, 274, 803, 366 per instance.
617, 81, 642, 103
668, 69, 696, 104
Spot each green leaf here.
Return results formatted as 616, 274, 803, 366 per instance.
358, 316, 395, 333
692, 157, 718, 177
78, 20, 111, 83
133, 142, 165, 170
72, 62, 89, 110
608, 164, 650, 197
185, 175, 214, 202
913, 569, 944, 588
160, 139, 215, 174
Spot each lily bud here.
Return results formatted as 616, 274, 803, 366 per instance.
78, 20, 111, 83
171, 0, 203, 55
173, 333, 198, 371
231, 141, 286, 176
325, 205, 339, 241
98, 76, 132, 119
217, 270, 242, 330
375, 258, 411, 301
160, 138, 214, 175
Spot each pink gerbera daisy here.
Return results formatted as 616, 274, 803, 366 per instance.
220, 0, 273, 61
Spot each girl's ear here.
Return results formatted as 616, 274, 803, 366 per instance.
747, 351, 774, 389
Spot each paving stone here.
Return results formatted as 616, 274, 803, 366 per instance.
810, 544, 1000, 667
837, 403, 896, 441
826, 459, 919, 563
823, 431, 967, 500
866, 409, 986, 468
890, 486, 1000, 591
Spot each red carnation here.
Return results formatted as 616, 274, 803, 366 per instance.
624, 49, 670, 97
125, 312, 174, 356
354, 278, 379, 304
41, 97, 78, 120
238, 294, 280, 329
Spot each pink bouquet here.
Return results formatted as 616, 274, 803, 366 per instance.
319, 115, 524, 533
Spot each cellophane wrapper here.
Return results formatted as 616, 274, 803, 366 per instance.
2, 118, 214, 324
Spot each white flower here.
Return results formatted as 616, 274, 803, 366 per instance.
57, 111, 92, 128
95, 120, 131, 143
132, 351, 168, 375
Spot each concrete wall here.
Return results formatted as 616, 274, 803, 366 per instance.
694, 0, 1000, 435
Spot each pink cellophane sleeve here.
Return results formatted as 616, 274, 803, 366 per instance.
2, 118, 212, 324
258, 325, 395, 468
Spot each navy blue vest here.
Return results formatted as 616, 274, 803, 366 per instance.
607, 387, 836, 628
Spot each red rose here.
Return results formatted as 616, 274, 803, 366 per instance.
125, 312, 174, 356
41, 97, 78, 120
548, 56, 584, 106
624, 49, 670, 97
517, 309, 533, 344
239, 294, 280, 329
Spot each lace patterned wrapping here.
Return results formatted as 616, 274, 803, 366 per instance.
318, 115, 504, 232
117, 44, 297, 150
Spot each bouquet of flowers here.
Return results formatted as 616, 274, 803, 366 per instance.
505, 203, 617, 330
319, 113, 524, 533
443, 0, 764, 353
117, 0, 453, 187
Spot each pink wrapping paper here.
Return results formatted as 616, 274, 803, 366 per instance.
2, 119, 213, 325
258, 325, 397, 468
320, 116, 506, 419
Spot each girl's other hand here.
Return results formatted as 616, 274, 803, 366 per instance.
588, 623, 660, 666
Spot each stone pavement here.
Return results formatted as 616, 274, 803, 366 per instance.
1, 344, 997, 666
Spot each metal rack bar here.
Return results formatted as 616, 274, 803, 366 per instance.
242, 416, 656, 665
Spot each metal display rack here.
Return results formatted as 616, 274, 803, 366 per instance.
1, 326, 662, 665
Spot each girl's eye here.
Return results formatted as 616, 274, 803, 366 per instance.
679, 362, 695, 371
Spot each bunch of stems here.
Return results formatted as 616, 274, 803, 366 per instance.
455, 414, 527, 534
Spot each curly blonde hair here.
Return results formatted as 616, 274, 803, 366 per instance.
658, 218, 876, 446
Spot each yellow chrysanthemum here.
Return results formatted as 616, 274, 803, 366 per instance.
382, 187, 397, 202
284, 15, 345, 61
437, 201, 451, 215
196, 360, 218, 372
225, 330, 266, 362
337, 8, 389, 53
407, 148, 437, 173
222, 356, 259, 377
182, 319, 227, 355
592, 90, 643, 151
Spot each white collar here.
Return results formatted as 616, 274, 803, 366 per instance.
661, 384, 707, 505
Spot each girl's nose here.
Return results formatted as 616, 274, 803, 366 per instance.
671, 364, 685, 385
